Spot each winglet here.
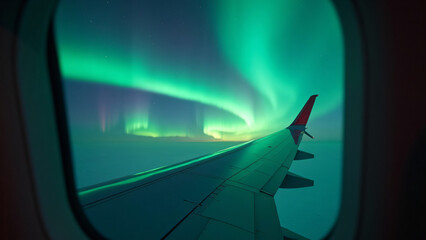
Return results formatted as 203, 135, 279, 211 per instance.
290, 95, 318, 127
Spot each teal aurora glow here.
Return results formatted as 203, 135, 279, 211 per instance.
55, 0, 343, 142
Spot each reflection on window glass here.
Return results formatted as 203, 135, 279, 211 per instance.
55, 0, 343, 239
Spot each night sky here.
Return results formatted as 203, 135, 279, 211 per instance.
55, 0, 343, 142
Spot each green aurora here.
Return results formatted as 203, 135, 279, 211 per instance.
56, 0, 343, 141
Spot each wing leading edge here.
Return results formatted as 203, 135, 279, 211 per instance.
79, 95, 318, 239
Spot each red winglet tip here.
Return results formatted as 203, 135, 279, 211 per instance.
290, 95, 318, 126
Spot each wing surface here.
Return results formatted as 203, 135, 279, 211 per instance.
79, 95, 318, 239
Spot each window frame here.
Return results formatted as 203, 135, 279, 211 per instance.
14, 0, 365, 239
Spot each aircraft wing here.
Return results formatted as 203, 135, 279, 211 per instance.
78, 95, 318, 240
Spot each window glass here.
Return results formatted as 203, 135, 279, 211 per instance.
55, 1, 343, 238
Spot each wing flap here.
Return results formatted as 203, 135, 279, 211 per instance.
197, 185, 255, 233
165, 214, 210, 239
253, 192, 283, 240
260, 166, 289, 196
168, 187, 283, 240
198, 219, 255, 240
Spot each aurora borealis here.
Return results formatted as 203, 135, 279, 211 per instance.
55, 0, 343, 141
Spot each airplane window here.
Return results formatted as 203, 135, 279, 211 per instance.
55, 0, 343, 239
